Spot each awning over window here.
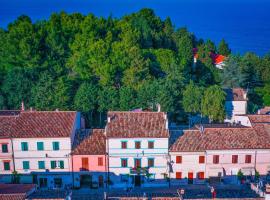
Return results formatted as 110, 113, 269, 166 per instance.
208, 167, 224, 177
241, 167, 255, 176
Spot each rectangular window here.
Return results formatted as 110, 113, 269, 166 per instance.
23, 161, 30, 170
135, 141, 141, 149
37, 142, 44, 151
3, 161, 10, 171
213, 155, 219, 164
148, 141, 154, 149
148, 158, 154, 167
81, 158, 89, 170
199, 156, 205, 164
232, 155, 238, 164
52, 142, 60, 151
176, 172, 182, 179
121, 159, 128, 167
198, 172, 205, 180
134, 159, 141, 168
121, 141, 127, 149
59, 161, 64, 169
38, 161, 45, 169
176, 156, 182, 164
98, 157, 103, 166
1, 144, 8, 153
21, 142, 28, 151
245, 155, 252, 163
51, 161, 57, 169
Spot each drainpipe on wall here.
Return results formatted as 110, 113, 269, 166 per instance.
71, 154, 74, 188
11, 137, 16, 174
254, 150, 257, 173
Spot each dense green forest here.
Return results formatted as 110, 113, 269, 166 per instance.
0, 9, 270, 126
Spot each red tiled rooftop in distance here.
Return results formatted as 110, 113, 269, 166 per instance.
170, 126, 270, 152
193, 48, 225, 65
72, 129, 106, 155
11, 111, 77, 138
247, 114, 270, 123
225, 88, 247, 101
106, 111, 169, 138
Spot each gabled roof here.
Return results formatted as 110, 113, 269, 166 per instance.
0, 116, 16, 139
106, 111, 169, 138
72, 129, 106, 155
11, 111, 77, 138
170, 125, 270, 152
225, 88, 247, 101
0, 184, 35, 195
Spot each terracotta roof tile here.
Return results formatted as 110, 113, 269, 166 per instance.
72, 129, 106, 155
106, 111, 169, 138
170, 125, 270, 152
225, 88, 247, 101
247, 114, 270, 124
11, 111, 77, 138
0, 116, 16, 138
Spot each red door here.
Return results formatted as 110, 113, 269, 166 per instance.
188, 172, 193, 184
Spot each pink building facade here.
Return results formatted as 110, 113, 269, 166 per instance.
72, 129, 107, 188
0, 114, 18, 183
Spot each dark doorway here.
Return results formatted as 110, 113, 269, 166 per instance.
80, 175, 92, 187
54, 178, 63, 188
98, 175, 104, 187
39, 178, 48, 188
135, 175, 141, 187
188, 172, 193, 184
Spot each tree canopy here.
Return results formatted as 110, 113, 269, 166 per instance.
0, 9, 269, 126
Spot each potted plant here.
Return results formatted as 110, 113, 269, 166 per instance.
237, 170, 244, 184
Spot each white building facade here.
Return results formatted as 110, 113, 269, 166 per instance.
11, 111, 81, 189
105, 111, 170, 188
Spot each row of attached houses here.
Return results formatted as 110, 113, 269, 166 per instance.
1, 110, 270, 189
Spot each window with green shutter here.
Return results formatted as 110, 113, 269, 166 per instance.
21, 142, 28, 151
51, 161, 56, 169
38, 161, 45, 169
37, 142, 44, 151
3, 161, 10, 170
23, 161, 30, 170
2, 144, 8, 153
59, 161, 64, 169
52, 142, 59, 151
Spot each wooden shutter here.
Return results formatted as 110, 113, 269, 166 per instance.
176, 156, 182, 164
98, 157, 103, 166
232, 155, 238, 164
176, 172, 182, 179
82, 157, 89, 170
199, 156, 205, 164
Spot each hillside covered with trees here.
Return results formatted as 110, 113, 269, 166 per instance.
0, 9, 269, 126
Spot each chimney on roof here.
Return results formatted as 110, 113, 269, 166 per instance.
108, 116, 111, 123
199, 125, 204, 134
30, 107, 33, 112
157, 103, 161, 112
21, 101, 25, 111
55, 108, 59, 112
